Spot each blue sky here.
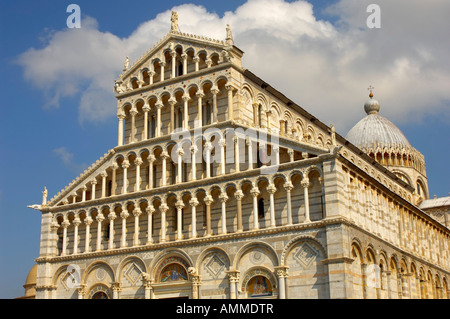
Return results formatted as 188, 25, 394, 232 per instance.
0, 0, 448, 299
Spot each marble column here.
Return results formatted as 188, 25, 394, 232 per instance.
176, 200, 184, 241
251, 187, 260, 230
160, 203, 168, 242
226, 85, 234, 120
146, 205, 155, 245
191, 145, 198, 181
189, 198, 199, 239
135, 157, 143, 192
219, 193, 229, 235
84, 216, 93, 253
61, 219, 69, 256
96, 214, 104, 251
133, 208, 142, 247
196, 91, 204, 127
143, 103, 150, 139
284, 182, 293, 225
234, 190, 244, 233
302, 178, 311, 223
101, 171, 108, 198
117, 114, 126, 146
267, 184, 277, 228
204, 195, 213, 237
130, 107, 138, 143
183, 95, 190, 129
108, 212, 116, 250
120, 208, 129, 248
122, 160, 130, 194
72, 217, 81, 255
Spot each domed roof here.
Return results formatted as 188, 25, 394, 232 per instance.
25, 264, 37, 286
346, 93, 411, 150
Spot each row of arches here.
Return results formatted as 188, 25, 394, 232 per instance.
240, 85, 332, 149
350, 240, 450, 299
51, 236, 329, 299
52, 166, 325, 256
343, 166, 450, 270
117, 76, 235, 146
118, 41, 231, 94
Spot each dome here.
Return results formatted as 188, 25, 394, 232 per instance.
346, 94, 411, 150
25, 264, 37, 286
16, 264, 37, 299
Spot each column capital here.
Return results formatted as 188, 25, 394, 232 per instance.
204, 195, 214, 206
146, 205, 156, 215
108, 212, 117, 221
133, 208, 142, 217
284, 182, 294, 191
143, 103, 151, 112
90, 179, 98, 185
148, 155, 156, 163
182, 94, 191, 102
175, 200, 185, 209
234, 190, 244, 201
301, 178, 310, 188
101, 171, 108, 178
204, 141, 213, 151
117, 113, 126, 120
130, 107, 138, 116
96, 214, 105, 222
274, 266, 289, 278
189, 198, 199, 207
134, 157, 143, 166
61, 220, 70, 228
177, 148, 185, 156
111, 282, 122, 292
112, 162, 119, 170
73, 218, 81, 227
267, 184, 277, 194
250, 187, 260, 197
226, 269, 240, 282
155, 101, 164, 109
159, 203, 169, 213
169, 98, 177, 106
193, 56, 200, 63
225, 84, 236, 92
219, 193, 229, 203
122, 160, 130, 169
196, 90, 205, 98
190, 145, 198, 154
211, 87, 220, 95
161, 152, 170, 160
84, 216, 93, 226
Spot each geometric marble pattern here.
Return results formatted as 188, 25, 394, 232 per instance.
293, 243, 319, 269
205, 255, 225, 279
124, 263, 143, 286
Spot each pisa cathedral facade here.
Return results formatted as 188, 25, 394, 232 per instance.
22, 13, 450, 299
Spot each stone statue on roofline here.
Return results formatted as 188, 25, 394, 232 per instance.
171, 11, 179, 32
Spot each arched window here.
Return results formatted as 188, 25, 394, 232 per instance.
258, 104, 262, 127
258, 198, 265, 218
204, 101, 212, 125
178, 61, 183, 76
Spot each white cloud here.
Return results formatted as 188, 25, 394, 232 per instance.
17, 0, 450, 133
53, 147, 87, 174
